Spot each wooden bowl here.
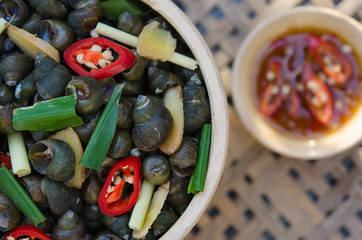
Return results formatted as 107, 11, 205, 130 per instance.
142, 0, 229, 239
231, 6, 362, 160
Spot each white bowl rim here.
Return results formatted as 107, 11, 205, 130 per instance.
231, 6, 362, 160
142, 0, 229, 239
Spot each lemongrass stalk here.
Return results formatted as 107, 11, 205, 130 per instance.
129, 180, 155, 231
7, 131, 31, 177
94, 22, 198, 70
133, 181, 170, 239
0, 18, 7, 34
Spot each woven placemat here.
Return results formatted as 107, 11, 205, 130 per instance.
171, 0, 362, 239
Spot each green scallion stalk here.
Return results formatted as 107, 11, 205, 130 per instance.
0, 166, 46, 226
7, 131, 31, 177
80, 84, 124, 170
99, 0, 142, 20
188, 124, 212, 194
12, 95, 83, 131
129, 180, 155, 231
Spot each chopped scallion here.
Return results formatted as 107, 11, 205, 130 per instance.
99, 0, 142, 20
188, 124, 212, 194
80, 84, 124, 170
0, 166, 46, 226
12, 95, 84, 131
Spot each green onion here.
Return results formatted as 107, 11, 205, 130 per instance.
99, 0, 142, 20
188, 124, 212, 194
12, 95, 83, 131
7, 131, 31, 177
129, 179, 155, 231
0, 166, 46, 226
80, 84, 124, 170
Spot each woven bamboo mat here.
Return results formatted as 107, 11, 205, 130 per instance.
170, 0, 362, 239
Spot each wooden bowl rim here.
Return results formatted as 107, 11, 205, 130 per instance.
141, 0, 229, 239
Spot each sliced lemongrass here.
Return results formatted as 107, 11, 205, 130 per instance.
12, 95, 83, 131
94, 22, 198, 70
129, 179, 155, 231
132, 180, 170, 239
0, 166, 47, 226
80, 83, 124, 170
7, 131, 31, 177
159, 86, 184, 154
0, 18, 7, 34
6, 22, 60, 63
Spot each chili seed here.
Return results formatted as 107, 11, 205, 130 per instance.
341, 44, 352, 54
266, 70, 275, 81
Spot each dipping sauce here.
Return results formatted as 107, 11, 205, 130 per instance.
254, 31, 362, 137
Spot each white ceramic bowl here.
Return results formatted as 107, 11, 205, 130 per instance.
231, 6, 362, 160
142, 0, 229, 239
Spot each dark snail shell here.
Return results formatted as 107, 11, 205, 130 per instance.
68, 4, 103, 39
96, 231, 122, 240
166, 173, 193, 215
169, 137, 198, 168
0, 54, 34, 87
183, 74, 211, 132
36, 64, 72, 100
21, 174, 48, 206
152, 208, 179, 237
107, 128, 132, 159
101, 212, 131, 240
0, 103, 17, 134
35, 19, 75, 52
0, 83, 15, 106
14, 71, 36, 103
147, 66, 184, 95
1, 0, 30, 27
82, 174, 102, 205
117, 12, 144, 36
82, 204, 104, 234
117, 97, 135, 131
98, 77, 116, 104
69, 188, 84, 215
69, 0, 101, 9
29, 0, 68, 20
28, 139, 75, 182
22, 213, 54, 234
22, 12, 42, 33
118, 75, 146, 96
132, 95, 173, 152
0, 192, 22, 232
40, 177, 71, 216
33, 55, 59, 81
74, 110, 101, 145
95, 157, 116, 183
122, 50, 149, 81
52, 210, 86, 240
66, 76, 104, 114
142, 155, 170, 185
0, 35, 15, 56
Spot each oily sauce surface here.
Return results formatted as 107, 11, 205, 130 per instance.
254, 29, 362, 137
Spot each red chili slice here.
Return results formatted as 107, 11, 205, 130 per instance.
308, 35, 352, 84
64, 37, 136, 80
259, 59, 283, 117
5, 225, 52, 240
98, 156, 141, 216
303, 63, 333, 125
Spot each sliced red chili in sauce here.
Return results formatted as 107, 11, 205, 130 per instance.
259, 59, 283, 117
0, 155, 11, 169
64, 37, 136, 79
308, 35, 352, 84
303, 63, 333, 125
5, 225, 51, 240
98, 156, 141, 216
